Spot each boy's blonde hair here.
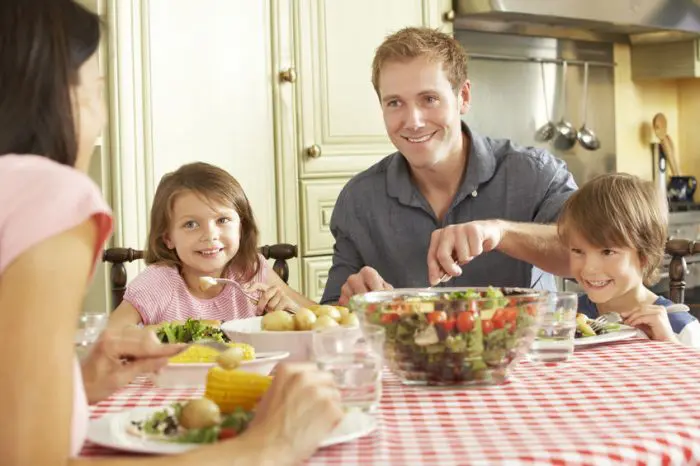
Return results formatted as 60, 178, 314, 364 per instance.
146, 162, 260, 282
371, 27, 468, 97
557, 173, 668, 285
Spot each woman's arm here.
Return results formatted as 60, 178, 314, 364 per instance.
107, 301, 143, 328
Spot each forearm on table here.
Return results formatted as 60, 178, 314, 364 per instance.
496, 220, 571, 277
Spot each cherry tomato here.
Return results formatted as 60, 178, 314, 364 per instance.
504, 307, 518, 323
438, 317, 456, 333
427, 311, 447, 324
482, 319, 494, 335
380, 313, 400, 324
218, 428, 238, 440
492, 309, 506, 329
456, 311, 475, 333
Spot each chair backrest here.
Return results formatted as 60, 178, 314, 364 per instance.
102, 243, 298, 310
665, 238, 700, 304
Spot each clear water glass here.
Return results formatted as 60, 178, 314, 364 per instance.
527, 292, 578, 363
75, 310, 109, 349
313, 325, 384, 413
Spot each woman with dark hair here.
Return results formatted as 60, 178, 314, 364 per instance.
0, 1, 342, 464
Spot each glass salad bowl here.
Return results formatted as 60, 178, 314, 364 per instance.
350, 287, 549, 387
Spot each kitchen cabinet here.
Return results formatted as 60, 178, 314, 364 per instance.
277, 0, 453, 298
631, 39, 700, 80
78, 0, 115, 314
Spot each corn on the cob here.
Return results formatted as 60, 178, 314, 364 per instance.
168, 342, 255, 364
204, 366, 272, 412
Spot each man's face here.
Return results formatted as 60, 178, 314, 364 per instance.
378, 56, 470, 170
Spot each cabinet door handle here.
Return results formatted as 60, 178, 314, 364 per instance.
306, 144, 322, 158
279, 68, 297, 83
443, 10, 455, 22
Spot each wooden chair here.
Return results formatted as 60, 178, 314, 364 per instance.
665, 238, 700, 304
102, 243, 298, 310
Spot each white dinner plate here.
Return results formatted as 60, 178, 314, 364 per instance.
87, 406, 377, 455
574, 325, 644, 347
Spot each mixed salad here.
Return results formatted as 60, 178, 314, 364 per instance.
155, 318, 229, 344
364, 287, 539, 384
128, 399, 253, 443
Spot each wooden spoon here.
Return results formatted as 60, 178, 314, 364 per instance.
653, 113, 681, 176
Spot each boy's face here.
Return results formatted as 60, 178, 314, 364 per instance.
377, 56, 470, 171
568, 231, 645, 305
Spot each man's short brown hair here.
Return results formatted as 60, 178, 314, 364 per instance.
371, 27, 468, 97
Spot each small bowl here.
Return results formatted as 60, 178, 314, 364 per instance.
149, 351, 289, 388
350, 287, 548, 387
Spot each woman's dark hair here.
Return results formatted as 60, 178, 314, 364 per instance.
0, 0, 101, 166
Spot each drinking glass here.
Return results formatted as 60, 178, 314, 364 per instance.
527, 292, 578, 363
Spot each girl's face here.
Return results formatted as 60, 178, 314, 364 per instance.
163, 191, 240, 278
568, 230, 645, 305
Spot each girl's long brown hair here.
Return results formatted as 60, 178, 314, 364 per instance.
145, 162, 260, 282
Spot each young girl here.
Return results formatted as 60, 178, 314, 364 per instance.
558, 173, 700, 347
109, 162, 317, 327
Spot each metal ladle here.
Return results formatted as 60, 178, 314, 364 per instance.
553, 61, 577, 151
534, 61, 555, 142
577, 62, 600, 151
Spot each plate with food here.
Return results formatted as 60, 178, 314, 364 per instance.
87, 402, 377, 455
574, 313, 642, 347
145, 319, 289, 387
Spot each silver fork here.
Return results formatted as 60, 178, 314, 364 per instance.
589, 312, 623, 333
199, 276, 260, 304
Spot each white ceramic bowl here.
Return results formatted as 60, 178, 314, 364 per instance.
149, 350, 289, 388
221, 316, 361, 362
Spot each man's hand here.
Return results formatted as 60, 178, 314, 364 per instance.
338, 266, 393, 306
427, 220, 503, 286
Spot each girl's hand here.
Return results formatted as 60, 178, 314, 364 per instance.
248, 282, 299, 315
81, 326, 187, 404
620, 305, 679, 343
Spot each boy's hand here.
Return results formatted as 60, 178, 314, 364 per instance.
620, 305, 678, 343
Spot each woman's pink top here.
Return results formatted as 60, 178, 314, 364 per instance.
0, 155, 113, 456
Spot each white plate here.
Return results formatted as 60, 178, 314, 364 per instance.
574, 326, 643, 347
87, 406, 377, 455
149, 351, 290, 388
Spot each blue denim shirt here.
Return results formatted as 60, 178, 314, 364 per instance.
321, 124, 578, 304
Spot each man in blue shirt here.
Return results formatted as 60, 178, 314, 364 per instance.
321, 27, 577, 305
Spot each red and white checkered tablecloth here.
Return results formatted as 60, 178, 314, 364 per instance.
82, 339, 700, 465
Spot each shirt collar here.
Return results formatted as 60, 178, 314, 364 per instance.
386, 122, 497, 206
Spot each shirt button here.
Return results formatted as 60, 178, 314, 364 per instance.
471, 190, 478, 197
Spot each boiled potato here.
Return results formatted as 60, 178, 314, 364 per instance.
311, 305, 342, 323
216, 347, 245, 370
312, 314, 340, 331
179, 398, 221, 429
261, 310, 295, 331
335, 306, 351, 321
294, 308, 317, 331
340, 312, 359, 328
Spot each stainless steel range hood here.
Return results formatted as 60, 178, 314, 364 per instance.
453, 0, 700, 44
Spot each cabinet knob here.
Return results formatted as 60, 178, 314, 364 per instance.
306, 144, 322, 158
443, 10, 455, 22
279, 68, 297, 83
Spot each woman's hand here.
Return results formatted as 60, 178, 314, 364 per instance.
80, 326, 186, 404
620, 305, 679, 343
248, 282, 299, 315
239, 363, 343, 464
